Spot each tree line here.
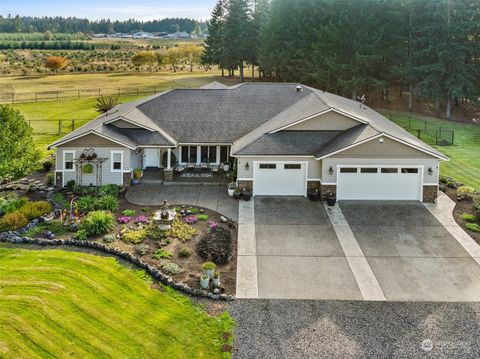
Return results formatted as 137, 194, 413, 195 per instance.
202, 0, 480, 118
0, 15, 206, 35
0, 41, 95, 50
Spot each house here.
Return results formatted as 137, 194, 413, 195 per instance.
166, 31, 190, 39
48, 82, 448, 202
132, 32, 155, 39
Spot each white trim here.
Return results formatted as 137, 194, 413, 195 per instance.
237, 177, 253, 181
321, 182, 337, 185
136, 145, 172, 148
269, 108, 368, 134
63, 150, 75, 173
50, 130, 135, 150
315, 132, 448, 161
104, 116, 155, 132
235, 155, 314, 158
252, 160, 308, 197
306, 178, 321, 181
111, 150, 124, 173
178, 142, 232, 146
423, 182, 440, 186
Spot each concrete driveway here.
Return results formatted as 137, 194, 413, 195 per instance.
340, 201, 480, 301
253, 197, 362, 300
126, 183, 238, 220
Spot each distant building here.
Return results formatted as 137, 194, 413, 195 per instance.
166, 31, 190, 39
132, 32, 155, 39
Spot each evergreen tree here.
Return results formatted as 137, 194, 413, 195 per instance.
202, 0, 227, 76
249, 0, 270, 80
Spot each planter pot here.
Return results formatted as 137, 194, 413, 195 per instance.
203, 269, 215, 278
233, 192, 242, 200
131, 178, 140, 185
223, 164, 230, 172
326, 196, 336, 206
200, 276, 210, 290
242, 192, 252, 201
308, 192, 321, 202
213, 277, 220, 287
228, 188, 235, 197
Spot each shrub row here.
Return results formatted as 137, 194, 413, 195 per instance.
75, 195, 118, 213
0, 200, 52, 232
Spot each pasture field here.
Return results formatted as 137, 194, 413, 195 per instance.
0, 247, 233, 358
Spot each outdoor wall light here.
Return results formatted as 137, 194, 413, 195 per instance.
428, 167, 433, 175
379, 137, 384, 144
329, 166, 334, 175
245, 162, 250, 171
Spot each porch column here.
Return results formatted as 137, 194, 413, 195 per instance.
167, 148, 172, 169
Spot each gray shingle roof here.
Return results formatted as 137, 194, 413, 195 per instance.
236, 131, 343, 155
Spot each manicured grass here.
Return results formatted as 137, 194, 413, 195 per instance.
379, 109, 480, 189
0, 247, 233, 358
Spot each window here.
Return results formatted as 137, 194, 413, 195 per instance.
340, 168, 357, 173
111, 151, 123, 172
181, 146, 197, 163
401, 168, 419, 174
361, 168, 378, 173
284, 164, 301, 169
220, 146, 228, 163
63, 151, 75, 171
259, 163, 276, 169
381, 168, 398, 173
201, 146, 217, 163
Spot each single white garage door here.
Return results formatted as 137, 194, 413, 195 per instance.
253, 162, 306, 196
337, 166, 422, 201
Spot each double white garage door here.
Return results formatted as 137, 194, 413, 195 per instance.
337, 166, 423, 201
252, 161, 423, 201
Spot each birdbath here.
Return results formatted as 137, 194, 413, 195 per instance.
153, 200, 177, 231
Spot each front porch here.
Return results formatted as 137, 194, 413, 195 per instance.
139, 167, 231, 184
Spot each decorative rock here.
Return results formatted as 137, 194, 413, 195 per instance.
220, 216, 228, 223
213, 288, 220, 294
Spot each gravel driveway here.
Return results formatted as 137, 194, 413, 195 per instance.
230, 299, 480, 358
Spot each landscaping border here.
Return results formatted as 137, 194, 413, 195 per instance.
0, 229, 234, 301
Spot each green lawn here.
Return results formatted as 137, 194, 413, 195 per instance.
379, 110, 480, 189
0, 247, 233, 358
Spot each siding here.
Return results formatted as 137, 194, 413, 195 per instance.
57, 133, 122, 147
284, 111, 359, 131
237, 156, 321, 179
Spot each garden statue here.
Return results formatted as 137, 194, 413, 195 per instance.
153, 200, 176, 231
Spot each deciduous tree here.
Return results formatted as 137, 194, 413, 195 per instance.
44, 56, 67, 74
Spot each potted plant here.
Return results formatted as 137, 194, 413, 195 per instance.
242, 188, 252, 201
132, 168, 142, 185
202, 262, 216, 278
227, 182, 236, 197
308, 188, 320, 202
200, 274, 210, 290
223, 163, 230, 172
212, 272, 220, 287
233, 187, 242, 200
325, 191, 336, 206
83, 163, 93, 174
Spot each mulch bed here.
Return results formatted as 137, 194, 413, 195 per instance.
443, 187, 480, 244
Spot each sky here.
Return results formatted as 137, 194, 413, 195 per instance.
0, 0, 216, 20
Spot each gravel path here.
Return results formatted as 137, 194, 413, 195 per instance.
229, 299, 480, 358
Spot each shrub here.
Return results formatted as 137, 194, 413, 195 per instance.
185, 215, 198, 224
136, 244, 149, 256
197, 227, 233, 264
103, 234, 115, 243
465, 223, 480, 233
189, 208, 200, 214
456, 186, 476, 200
96, 195, 119, 212
135, 215, 148, 224
197, 214, 209, 221
79, 211, 115, 236
52, 193, 69, 210
461, 213, 477, 223
439, 176, 448, 184
98, 184, 121, 197
74, 229, 88, 240
76, 196, 96, 213
153, 248, 172, 259
66, 180, 75, 189
42, 159, 53, 171
0, 196, 28, 214
20, 201, 52, 220
25, 220, 68, 238
161, 262, 183, 275
117, 216, 131, 224
178, 247, 192, 258
171, 219, 197, 241
447, 181, 456, 189
0, 211, 28, 231
122, 209, 136, 216
141, 207, 150, 212
202, 261, 216, 270
147, 225, 166, 240
122, 228, 147, 244
473, 198, 480, 216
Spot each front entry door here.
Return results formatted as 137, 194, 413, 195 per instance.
143, 149, 160, 168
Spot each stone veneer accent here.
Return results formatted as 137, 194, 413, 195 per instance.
163, 169, 173, 182
321, 184, 337, 200
237, 180, 253, 192
423, 185, 438, 203
307, 180, 321, 192
122, 172, 131, 187
55, 171, 63, 188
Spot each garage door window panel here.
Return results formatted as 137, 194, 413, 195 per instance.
361, 168, 378, 173
259, 164, 276, 169
401, 168, 419, 174
381, 168, 399, 173
340, 168, 357, 173
284, 164, 301, 169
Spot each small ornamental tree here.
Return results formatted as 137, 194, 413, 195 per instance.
179, 44, 203, 72
44, 56, 67, 74
131, 51, 156, 72
0, 105, 41, 181
167, 47, 182, 72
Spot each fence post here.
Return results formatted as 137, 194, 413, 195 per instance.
439, 127, 442, 137
98, 89, 101, 97
424, 120, 427, 131
408, 117, 411, 129
452, 131, 455, 145
417, 129, 421, 139
58, 120, 62, 134
11, 93, 14, 104
71, 119, 75, 132
435, 130, 438, 145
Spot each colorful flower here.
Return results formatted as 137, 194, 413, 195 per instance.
117, 216, 131, 224
208, 220, 218, 229
185, 215, 198, 224
135, 215, 149, 223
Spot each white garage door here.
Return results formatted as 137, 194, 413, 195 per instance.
253, 162, 306, 196
337, 166, 422, 201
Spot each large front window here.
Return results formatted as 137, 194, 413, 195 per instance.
63, 151, 75, 171
201, 146, 217, 163
181, 146, 197, 163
